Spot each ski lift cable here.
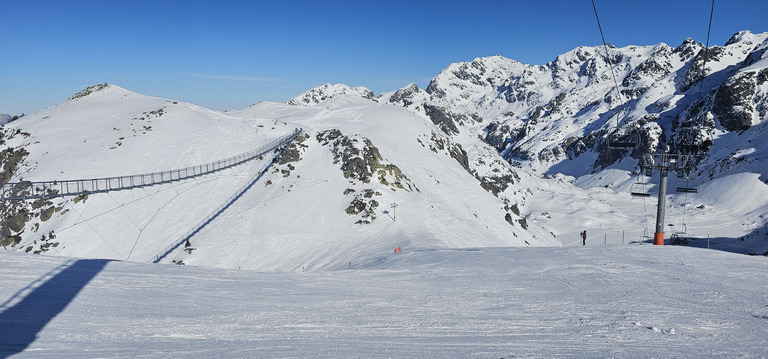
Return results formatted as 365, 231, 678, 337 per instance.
675, 0, 712, 230
591, 0, 626, 127
695, 0, 716, 126
642, 190, 650, 237
637, 173, 651, 237
680, 177, 691, 230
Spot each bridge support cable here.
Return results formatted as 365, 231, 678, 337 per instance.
66, 198, 126, 260
152, 130, 300, 264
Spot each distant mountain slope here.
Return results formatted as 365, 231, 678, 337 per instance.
288, 83, 375, 106
383, 31, 768, 182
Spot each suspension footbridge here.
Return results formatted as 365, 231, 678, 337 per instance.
1, 129, 301, 201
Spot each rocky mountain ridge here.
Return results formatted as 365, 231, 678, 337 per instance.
293, 31, 768, 184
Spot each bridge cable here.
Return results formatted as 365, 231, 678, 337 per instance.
143, 186, 161, 210
168, 155, 267, 263
126, 190, 182, 260
68, 200, 126, 260
107, 190, 146, 259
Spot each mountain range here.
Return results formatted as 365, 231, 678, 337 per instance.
1, 31, 767, 270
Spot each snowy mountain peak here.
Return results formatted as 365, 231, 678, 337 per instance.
427, 55, 526, 97
725, 30, 757, 46
67, 83, 115, 101
386, 83, 429, 107
551, 46, 598, 70
424, 55, 528, 112
287, 83, 376, 106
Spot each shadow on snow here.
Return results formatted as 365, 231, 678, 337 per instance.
0, 258, 112, 357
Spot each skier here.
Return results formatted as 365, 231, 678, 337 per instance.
580, 230, 587, 246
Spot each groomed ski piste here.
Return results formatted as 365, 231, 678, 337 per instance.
1, 245, 767, 357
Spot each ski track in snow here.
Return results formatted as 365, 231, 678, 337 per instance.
1, 246, 767, 357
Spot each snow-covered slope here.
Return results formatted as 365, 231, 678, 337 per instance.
2, 245, 767, 357
287, 83, 376, 106
1, 84, 556, 271
1, 84, 300, 266
6, 84, 291, 179
2, 31, 768, 271
380, 31, 768, 254
205, 95, 556, 270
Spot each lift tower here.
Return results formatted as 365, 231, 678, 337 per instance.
639, 139, 709, 245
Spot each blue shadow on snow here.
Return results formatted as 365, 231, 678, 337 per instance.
0, 258, 111, 357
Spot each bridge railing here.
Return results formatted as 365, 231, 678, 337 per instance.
1, 129, 301, 201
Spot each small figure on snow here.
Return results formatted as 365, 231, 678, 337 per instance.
185, 238, 191, 248
580, 230, 587, 246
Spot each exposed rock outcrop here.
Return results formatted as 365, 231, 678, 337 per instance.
714, 71, 757, 132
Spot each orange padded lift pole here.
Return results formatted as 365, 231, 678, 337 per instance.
654, 232, 664, 246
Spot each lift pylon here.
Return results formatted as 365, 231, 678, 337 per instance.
639, 147, 707, 245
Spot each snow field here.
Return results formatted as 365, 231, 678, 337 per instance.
1, 245, 767, 358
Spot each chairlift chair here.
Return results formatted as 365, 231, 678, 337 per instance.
630, 176, 652, 198
671, 153, 699, 193
630, 189, 652, 198
675, 175, 698, 193
675, 184, 699, 193
669, 232, 690, 246
674, 124, 714, 155
676, 186, 698, 193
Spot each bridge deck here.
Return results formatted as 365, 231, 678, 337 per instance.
1, 129, 301, 201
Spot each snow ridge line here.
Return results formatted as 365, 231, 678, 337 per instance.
151, 130, 300, 264
0, 129, 302, 201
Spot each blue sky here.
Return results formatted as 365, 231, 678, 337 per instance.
2, 0, 766, 115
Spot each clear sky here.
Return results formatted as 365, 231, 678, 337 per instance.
2, 0, 766, 116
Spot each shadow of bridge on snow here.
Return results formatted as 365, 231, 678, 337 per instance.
0, 258, 112, 357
